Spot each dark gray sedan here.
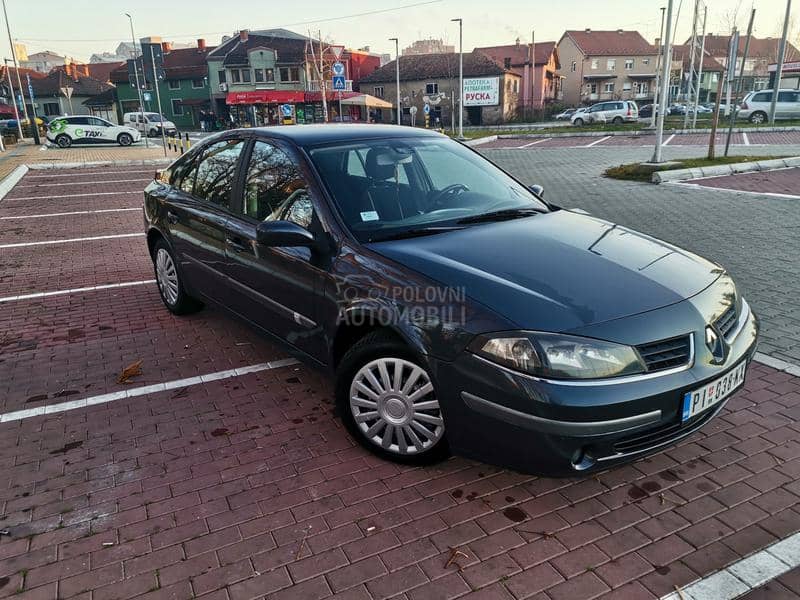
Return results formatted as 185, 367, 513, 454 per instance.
143, 124, 758, 475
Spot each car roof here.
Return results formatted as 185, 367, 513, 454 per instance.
247, 124, 444, 147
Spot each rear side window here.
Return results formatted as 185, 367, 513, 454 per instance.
68, 116, 91, 125
752, 92, 772, 103
778, 91, 799, 103
192, 139, 245, 208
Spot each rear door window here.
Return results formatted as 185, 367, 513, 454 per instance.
778, 91, 799, 103
192, 139, 245, 208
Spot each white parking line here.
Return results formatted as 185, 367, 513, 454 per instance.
0, 280, 156, 304
663, 134, 676, 146
519, 138, 550, 148
0, 358, 300, 423
743, 131, 751, 145
585, 136, 611, 147
0, 232, 144, 249
662, 531, 800, 600
0, 208, 140, 220
6, 191, 141, 201
24, 169, 153, 179
15, 179, 150, 188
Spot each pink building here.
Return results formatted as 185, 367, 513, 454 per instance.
475, 40, 562, 114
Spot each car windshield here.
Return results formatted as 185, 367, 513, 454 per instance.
309, 137, 548, 243
146, 113, 164, 122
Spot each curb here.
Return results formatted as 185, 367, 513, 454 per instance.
464, 136, 498, 147
0, 165, 28, 202
652, 156, 800, 183
754, 352, 800, 377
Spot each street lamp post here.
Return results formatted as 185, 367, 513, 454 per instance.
652, 0, 674, 163
389, 37, 400, 125
3, 57, 22, 139
769, 0, 792, 124
2, 0, 29, 138
125, 12, 149, 148
451, 18, 463, 139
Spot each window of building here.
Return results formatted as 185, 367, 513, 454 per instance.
624, 59, 634, 70
623, 82, 632, 91
43, 102, 60, 116
193, 139, 245, 209
503, 57, 512, 69
279, 67, 300, 82
373, 86, 384, 98
635, 82, 648, 94
604, 82, 615, 93
241, 69, 251, 83
254, 69, 264, 83
571, 61, 577, 72
218, 70, 226, 83
514, 79, 519, 93
425, 82, 439, 94
591, 59, 599, 70
168, 80, 181, 90
231, 69, 241, 83
243, 140, 312, 228
642, 58, 650, 65
265, 68, 275, 82
171, 98, 184, 116
754, 78, 769, 91
607, 59, 616, 71
589, 83, 598, 94
192, 79, 205, 89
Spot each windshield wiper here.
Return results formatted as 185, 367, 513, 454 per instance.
457, 207, 543, 225
368, 226, 465, 242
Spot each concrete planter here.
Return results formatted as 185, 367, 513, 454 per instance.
652, 156, 800, 183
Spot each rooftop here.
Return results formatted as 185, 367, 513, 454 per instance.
475, 41, 558, 67
359, 52, 506, 84
561, 29, 657, 57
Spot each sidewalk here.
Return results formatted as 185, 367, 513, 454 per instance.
0, 140, 171, 180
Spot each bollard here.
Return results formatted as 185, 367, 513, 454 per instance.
179, 132, 184, 154
185, 132, 190, 150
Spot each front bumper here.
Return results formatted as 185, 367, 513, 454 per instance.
431, 301, 759, 476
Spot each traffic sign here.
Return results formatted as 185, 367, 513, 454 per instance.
332, 76, 346, 91
423, 103, 430, 115
330, 45, 344, 59
143, 92, 152, 102
332, 62, 345, 77
280, 104, 293, 117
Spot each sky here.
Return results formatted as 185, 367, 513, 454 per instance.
1, 0, 795, 63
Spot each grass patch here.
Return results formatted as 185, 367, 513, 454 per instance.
604, 155, 788, 182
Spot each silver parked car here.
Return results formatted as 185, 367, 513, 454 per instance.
738, 89, 800, 123
571, 101, 638, 126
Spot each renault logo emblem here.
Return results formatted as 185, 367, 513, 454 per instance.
705, 325, 727, 364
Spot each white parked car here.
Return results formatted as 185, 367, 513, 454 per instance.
738, 89, 800, 123
571, 101, 638, 126
123, 112, 178, 137
46, 116, 141, 148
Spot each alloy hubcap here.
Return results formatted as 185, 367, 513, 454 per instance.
155, 248, 179, 305
349, 358, 444, 455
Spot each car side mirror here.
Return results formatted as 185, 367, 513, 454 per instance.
256, 220, 316, 248
529, 184, 544, 198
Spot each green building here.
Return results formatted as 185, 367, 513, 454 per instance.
110, 38, 214, 130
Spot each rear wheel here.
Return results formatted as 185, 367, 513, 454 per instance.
118, 132, 133, 146
336, 331, 449, 465
152, 239, 202, 315
55, 134, 71, 148
749, 111, 767, 124
612, 116, 624, 124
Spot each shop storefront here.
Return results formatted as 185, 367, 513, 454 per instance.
225, 90, 365, 125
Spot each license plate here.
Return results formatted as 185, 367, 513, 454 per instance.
682, 361, 747, 422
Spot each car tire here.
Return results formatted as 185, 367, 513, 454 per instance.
612, 116, 624, 124
118, 133, 133, 146
573, 118, 584, 126
749, 111, 767, 124
152, 239, 203, 315
336, 330, 450, 465
149, 128, 158, 137
55, 134, 72, 148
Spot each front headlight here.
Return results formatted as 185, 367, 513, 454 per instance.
469, 332, 646, 380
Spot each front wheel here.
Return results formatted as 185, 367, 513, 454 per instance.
573, 118, 584, 126
118, 133, 133, 146
749, 111, 767, 124
152, 240, 202, 315
336, 331, 449, 465
55, 134, 72, 148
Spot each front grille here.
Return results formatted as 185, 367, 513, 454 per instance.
636, 335, 692, 373
715, 304, 739, 340
612, 401, 720, 455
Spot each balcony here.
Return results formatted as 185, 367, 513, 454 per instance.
307, 80, 353, 92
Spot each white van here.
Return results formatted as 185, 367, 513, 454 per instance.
123, 112, 178, 137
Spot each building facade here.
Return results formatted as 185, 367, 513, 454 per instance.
27, 68, 113, 119
557, 29, 658, 106
111, 38, 213, 130
403, 39, 455, 56
359, 52, 521, 126
475, 40, 562, 114
670, 45, 725, 104
20, 50, 82, 74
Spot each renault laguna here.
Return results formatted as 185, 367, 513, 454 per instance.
143, 125, 758, 475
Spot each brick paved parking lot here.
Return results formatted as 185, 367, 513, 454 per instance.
685, 167, 800, 198
1, 162, 800, 600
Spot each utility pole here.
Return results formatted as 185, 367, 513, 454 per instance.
708, 69, 726, 159
652, 0, 674, 163
149, 45, 168, 157
683, 0, 700, 129
651, 7, 666, 128
725, 29, 738, 119
319, 31, 328, 123
725, 8, 755, 156
389, 37, 400, 125
125, 13, 148, 148
4, 58, 22, 139
530, 30, 535, 122
2, 0, 29, 134
452, 18, 463, 139
769, 0, 792, 123
691, 6, 708, 128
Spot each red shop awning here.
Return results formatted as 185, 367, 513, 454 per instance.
226, 90, 307, 105
303, 91, 360, 102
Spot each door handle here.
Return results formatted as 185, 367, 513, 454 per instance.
226, 237, 248, 253
166, 211, 179, 224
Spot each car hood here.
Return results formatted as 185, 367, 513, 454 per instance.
367, 210, 723, 331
